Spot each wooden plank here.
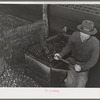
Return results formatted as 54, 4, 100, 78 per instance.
43, 4, 49, 38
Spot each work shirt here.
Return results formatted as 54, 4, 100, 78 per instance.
59, 31, 100, 72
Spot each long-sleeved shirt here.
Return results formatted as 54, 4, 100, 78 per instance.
59, 31, 100, 72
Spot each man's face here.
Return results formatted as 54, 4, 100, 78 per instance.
80, 32, 91, 42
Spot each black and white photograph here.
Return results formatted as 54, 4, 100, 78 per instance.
0, 3, 99, 89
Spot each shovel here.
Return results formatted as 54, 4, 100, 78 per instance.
59, 58, 74, 69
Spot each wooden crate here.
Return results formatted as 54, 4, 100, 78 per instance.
25, 35, 69, 87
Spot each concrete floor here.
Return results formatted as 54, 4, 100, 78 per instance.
0, 4, 100, 87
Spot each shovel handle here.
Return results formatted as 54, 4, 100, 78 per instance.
59, 58, 74, 69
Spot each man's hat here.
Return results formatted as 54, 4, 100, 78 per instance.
77, 20, 97, 35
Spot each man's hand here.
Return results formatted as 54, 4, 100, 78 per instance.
54, 53, 61, 60
74, 64, 81, 72
62, 26, 67, 32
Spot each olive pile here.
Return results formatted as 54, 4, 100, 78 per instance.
0, 14, 40, 87
0, 63, 40, 87
27, 35, 68, 67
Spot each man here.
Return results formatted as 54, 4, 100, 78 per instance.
54, 20, 100, 87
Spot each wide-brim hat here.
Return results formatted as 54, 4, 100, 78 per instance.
77, 20, 97, 35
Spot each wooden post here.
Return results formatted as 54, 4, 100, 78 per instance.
43, 4, 49, 38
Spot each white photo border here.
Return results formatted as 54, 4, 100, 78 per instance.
0, 1, 100, 99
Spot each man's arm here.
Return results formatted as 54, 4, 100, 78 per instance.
79, 42, 100, 72
59, 32, 76, 58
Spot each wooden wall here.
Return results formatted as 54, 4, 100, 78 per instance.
49, 5, 100, 39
